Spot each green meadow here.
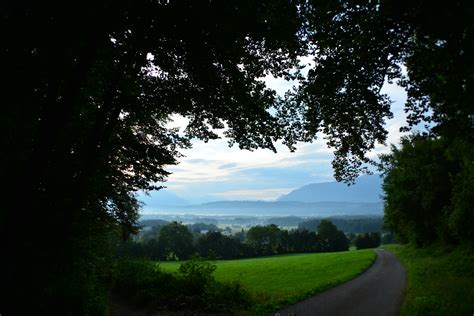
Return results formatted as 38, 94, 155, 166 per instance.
385, 244, 474, 315
159, 249, 376, 312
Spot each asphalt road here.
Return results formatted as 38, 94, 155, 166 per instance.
274, 249, 406, 316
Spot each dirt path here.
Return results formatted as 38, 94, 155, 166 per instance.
274, 249, 406, 316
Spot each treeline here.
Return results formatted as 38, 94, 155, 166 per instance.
119, 220, 350, 260
354, 233, 381, 250
298, 216, 384, 234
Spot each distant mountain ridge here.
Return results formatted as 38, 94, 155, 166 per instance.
278, 175, 383, 203
143, 200, 383, 216
139, 175, 384, 216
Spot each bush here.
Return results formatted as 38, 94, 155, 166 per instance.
355, 232, 381, 250
112, 257, 252, 313
113, 258, 177, 307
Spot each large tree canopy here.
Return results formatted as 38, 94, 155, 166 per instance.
2, 1, 305, 313
291, 0, 474, 180
295, 0, 473, 247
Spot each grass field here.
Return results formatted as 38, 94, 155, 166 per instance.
159, 249, 376, 312
385, 244, 474, 315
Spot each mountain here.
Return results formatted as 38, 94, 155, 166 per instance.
139, 175, 385, 216
277, 175, 383, 203
143, 200, 383, 216
139, 189, 189, 207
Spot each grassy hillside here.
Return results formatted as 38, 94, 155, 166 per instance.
159, 250, 376, 312
385, 244, 474, 315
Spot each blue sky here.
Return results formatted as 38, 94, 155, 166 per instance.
140, 61, 410, 204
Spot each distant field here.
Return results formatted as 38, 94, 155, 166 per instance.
159, 249, 376, 312
385, 244, 474, 315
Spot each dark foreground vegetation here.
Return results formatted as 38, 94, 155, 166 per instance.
2, 0, 472, 314
111, 258, 252, 314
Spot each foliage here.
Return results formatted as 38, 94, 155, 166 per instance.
139, 219, 169, 241
317, 220, 350, 252
157, 221, 195, 260
381, 233, 397, 245
2, 1, 304, 312
178, 258, 216, 294
380, 136, 474, 246
196, 231, 250, 259
246, 224, 285, 255
113, 257, 251, 313
299, 216, 384, 234
121, 220, 351, 261
282, 228, 321, 253
113, 259, 176, 307
3, 0, 473, 312
364, 0, 474, 248
242, 221, 348, 255
385, 244, 474, 315
355, 232, 381, 250
292, 1, 474, 181
446, 141, 474, 244
187, 222, 220, 235
161, 249, 375, 314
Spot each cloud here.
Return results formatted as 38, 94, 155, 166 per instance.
219, 162, 238, 169
166, 138, 334, 186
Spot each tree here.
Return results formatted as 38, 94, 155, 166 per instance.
294, 1, 473, 246
380, 135, 474, 246
445, 141, 474, 244
3, 0, 473, 313
355, 232, 381, 250
292, 0, 474, 181
317, 220, 349, 252
158, 222, 194, 260
187, 223, 220, 235
246, 225, 283, 255
285, 229, 320, 253
196, 231, 244, 259
380, 136, 453, 245
1, 1, 304, 313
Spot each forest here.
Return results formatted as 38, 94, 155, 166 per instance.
119, 220, 359, 260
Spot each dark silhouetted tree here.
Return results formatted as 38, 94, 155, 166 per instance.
246, 224, 284, 255
1, 1, 304, 313
158, 222, 194, 260
355, 232, 381, 250
317, 220, 349, 252
196, 231, 244, 259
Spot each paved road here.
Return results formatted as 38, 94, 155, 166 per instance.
274, 249, 406, 316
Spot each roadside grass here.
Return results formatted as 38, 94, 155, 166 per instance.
159, 249, 376, 313
384, 244, 474, 315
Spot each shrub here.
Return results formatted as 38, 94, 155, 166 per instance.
355, 232, 381, 250
112, 257, 252, 313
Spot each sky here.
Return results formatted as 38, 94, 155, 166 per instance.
140, 63, 410, 205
